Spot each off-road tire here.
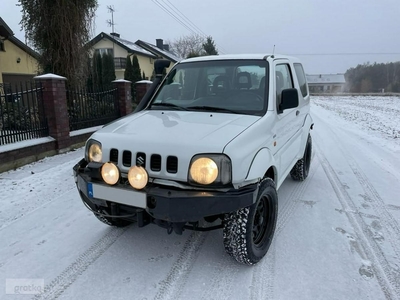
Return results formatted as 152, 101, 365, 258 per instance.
290, 133, 312, 181
223, 178, 278, 265
94, 212, 132, 227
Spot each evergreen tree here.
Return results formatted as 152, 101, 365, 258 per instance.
187, 51, 201, 58
131, 55, 142, 83
86, 55, 93, 91
142, 71, 146, 80
102, 53, 116, 88
202, 36, 218, 55
124, 55, 134, 81
92, 51, 102, 89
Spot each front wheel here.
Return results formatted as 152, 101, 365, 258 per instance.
290, 133, 312, 181
223, 178, 278, 265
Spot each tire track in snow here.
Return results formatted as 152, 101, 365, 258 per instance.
199, 252, 241, 300
0, 157, 79, 230
347, 157, 400, 261
250, 242, 276, 300
313, 108, 400, 297
250, 155, 319, 300
0, 186, 76, 231
32, 227, 128, 300
153, 231, 207, 300
317, 148, 399, 300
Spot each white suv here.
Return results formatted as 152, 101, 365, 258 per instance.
73, 54, 313, 265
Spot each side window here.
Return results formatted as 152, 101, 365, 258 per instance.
294, 63, 309, 97
0, 39, 5, 51
275, 64, 293, 108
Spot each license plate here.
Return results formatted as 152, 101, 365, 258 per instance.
84, 181, 146, 208
87, 183, 94, 198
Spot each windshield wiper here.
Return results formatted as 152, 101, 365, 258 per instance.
150, 103, 188, 111
187, 106, 239, 114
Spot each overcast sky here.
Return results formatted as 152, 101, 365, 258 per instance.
2, 0, 400, 74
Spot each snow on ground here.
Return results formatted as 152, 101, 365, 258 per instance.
313, 95, 400, 152
0, 95, 399, 299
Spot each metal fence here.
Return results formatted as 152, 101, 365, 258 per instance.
67, 86, 120, 131
0, 82, 49, 146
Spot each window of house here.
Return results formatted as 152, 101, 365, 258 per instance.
150, 57, 154, 64
0, 39, 5, 51
294, 63, 309, 97
94, 48, 113, 56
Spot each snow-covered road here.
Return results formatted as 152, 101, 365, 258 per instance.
1, 96, 399, 300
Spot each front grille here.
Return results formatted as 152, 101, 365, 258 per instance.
122, 151, 132, 167
167, 156, 178, 173
110, 149, 118, 163
150, 154, 162, 171
110, 150, 178, 173
136, 152, 146, 168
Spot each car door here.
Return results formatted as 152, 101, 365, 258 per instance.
272, 61, 302, 177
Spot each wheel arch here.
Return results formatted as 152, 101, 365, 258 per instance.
246, 148, 278, 184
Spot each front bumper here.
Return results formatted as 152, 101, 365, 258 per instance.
73, 159, 258, 222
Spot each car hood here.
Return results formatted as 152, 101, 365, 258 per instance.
91, 110, 260, 154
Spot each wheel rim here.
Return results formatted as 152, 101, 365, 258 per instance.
252, 195, 270, 245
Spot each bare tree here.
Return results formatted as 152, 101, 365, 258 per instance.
169, 34, 205, 59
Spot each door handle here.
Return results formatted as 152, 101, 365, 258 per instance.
296, 110, 300, 116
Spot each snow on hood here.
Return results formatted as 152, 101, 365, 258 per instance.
91, 110, 260, 155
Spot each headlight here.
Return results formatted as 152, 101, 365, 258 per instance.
189, 155, 231, 186
190, 157, 218, 185
128, 166, 148, 190
101, 162, 120, 185
86, 140, 102, 162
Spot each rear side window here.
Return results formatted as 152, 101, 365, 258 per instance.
294, 63, 308, 97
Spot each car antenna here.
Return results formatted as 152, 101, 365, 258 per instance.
271, 45, 275, 58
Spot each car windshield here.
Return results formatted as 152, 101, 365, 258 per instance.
148, 59, 269, 116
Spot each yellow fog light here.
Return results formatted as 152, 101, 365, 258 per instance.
190, 157, 218, 185
128, 166, 148, 190
89, 144, 102, 162
101, 162, 120, 185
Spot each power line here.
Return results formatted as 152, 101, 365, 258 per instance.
151, 0, 198, 36
151, 0, 226, 54
162, 0, 208, 38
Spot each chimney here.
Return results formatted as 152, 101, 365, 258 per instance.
110, 32, 120, 38
156, 39, 164, 50
163, 44, 170, 51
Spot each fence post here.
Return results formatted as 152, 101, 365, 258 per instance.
34, 73, 71, 152
113, 79, 132, 116
135, 80, 153, 105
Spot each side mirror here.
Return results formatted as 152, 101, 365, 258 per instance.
279, 88, 299, 113
154, 59, 170, 78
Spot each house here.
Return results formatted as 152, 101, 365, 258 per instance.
88, 32, 158, 80
306, 74, 346, 93
135, 39, 181, 71
0, 17, 39, 85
